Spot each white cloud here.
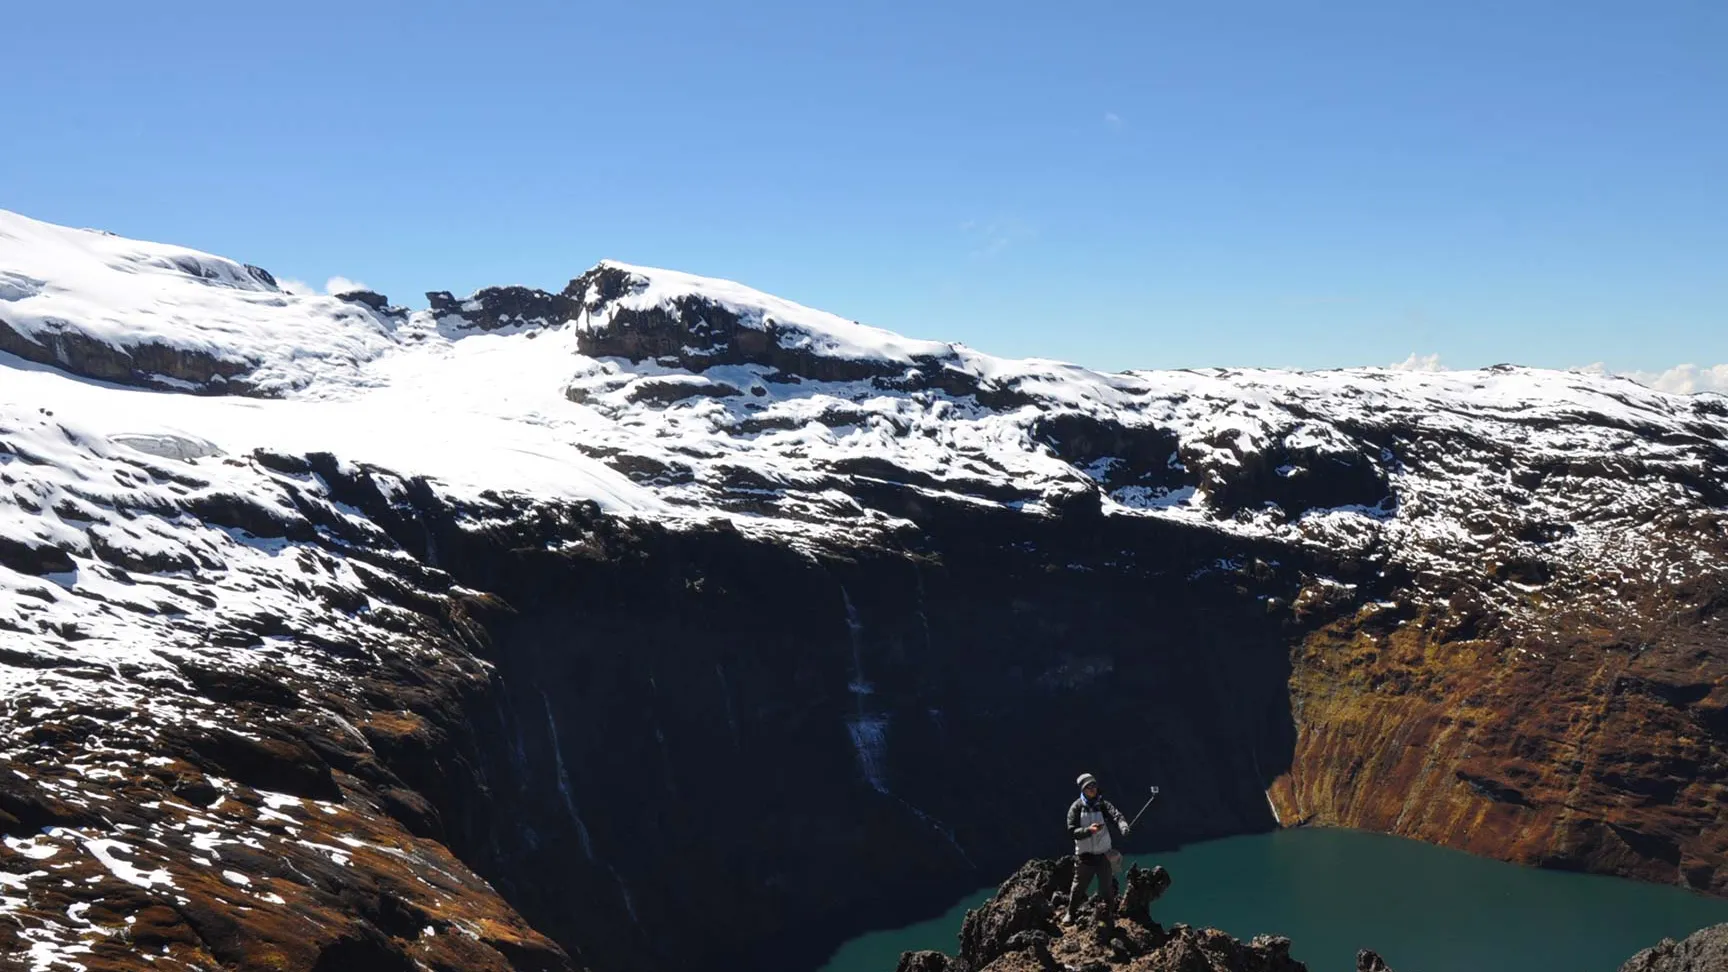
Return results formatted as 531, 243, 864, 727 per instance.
276, 278, 315, 296
324, 276, 369, 296
1578, 362, 1728, 395
1104, 111, 1123, 128
1387, 355, 1728, 394
1389, 352, 1445, 372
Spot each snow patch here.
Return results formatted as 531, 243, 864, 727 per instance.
77, 836, 175, 890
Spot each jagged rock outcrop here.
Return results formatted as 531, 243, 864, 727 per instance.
427, 285, 573, 331
335, 288, 407, 317
562, 263, 1027, 402
894, 859, 1307, 972
1618, 923, 1728, 972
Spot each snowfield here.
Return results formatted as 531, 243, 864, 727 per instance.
0, 213, 396, 395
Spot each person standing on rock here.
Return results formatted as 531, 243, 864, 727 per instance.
1064, 772, 1131, 926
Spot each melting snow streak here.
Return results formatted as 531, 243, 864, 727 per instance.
847, 715, 890, 793
541, 693, 595, 861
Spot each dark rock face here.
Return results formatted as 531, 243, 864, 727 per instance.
0, 314, 252, 393
564, 264, 1026, 402
1031, 413, 1185, 496
1356, 950, 1396, 972
1619, 923, 1728, 972
428, 285, 575, 330
332, 482, 1304, 972
1199, 440, 1390, 519
243, 263, 280, 289
335, 288, 402, 315
623, 375, 744, 404
896, 858, 1307, 972
0, 532, 78, 575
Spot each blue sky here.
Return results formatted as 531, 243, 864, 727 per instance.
7, 1, 1724, 379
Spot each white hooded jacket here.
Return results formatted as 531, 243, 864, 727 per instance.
1067, 794, 1128, 856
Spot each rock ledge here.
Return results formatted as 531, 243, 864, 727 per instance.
894, 858, 1322, 972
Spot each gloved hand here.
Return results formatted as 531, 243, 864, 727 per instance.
1119, 824, 1131, 837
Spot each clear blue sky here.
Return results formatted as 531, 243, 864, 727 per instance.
7, 1, 1724, 374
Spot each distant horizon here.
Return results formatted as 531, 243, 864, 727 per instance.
6, 1, 1724, 390
5, 203, 1722, 396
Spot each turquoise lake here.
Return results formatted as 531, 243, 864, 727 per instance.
817, 828, 1728, 972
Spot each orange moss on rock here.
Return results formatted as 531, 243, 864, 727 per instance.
1273, 593, 1728, 894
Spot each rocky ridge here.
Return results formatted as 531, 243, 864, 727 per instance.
893, 859, 1310, 972
2, 209, 1727, 970
892, 859, 1728, 972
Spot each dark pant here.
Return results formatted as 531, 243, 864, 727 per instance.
1066, 854, 1115, 923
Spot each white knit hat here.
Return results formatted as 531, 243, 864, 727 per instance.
1076, 773, 1098, 789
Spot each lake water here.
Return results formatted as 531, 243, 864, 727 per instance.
818, 828, 1728, 972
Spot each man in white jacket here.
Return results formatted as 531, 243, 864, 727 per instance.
1063, 772, 1131, 926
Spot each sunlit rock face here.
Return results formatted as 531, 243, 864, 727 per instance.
1619, 923, 1728, 972
2, 209, 1726, 971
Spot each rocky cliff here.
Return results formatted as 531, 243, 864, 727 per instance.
2, 210, 1726, 971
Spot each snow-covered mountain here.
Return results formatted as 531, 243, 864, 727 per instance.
3, 210, 1726, 972
7, 209, 1721, 562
